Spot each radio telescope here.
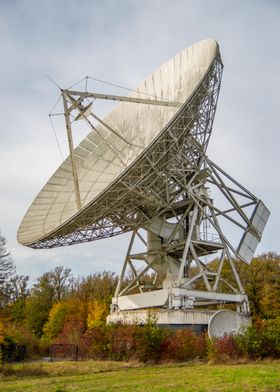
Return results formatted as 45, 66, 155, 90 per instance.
18, 39, 269, 335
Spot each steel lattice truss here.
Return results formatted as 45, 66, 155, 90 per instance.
30, 50, 223, 249
112, 155, 260, 313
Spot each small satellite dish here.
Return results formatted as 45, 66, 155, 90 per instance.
208, 310, 250, 338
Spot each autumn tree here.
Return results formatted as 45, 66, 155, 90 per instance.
87, 300, 108, 328
74, 271, 117, 329
237, 253, 280, 319
9, 275, 29, 302
260, 281, 280, 319
76, 271, 117, 304
34, 266, 73, 302
0, 231, 29, 312
9, 275, 29, 324
25, 266, 73, 337
43, 301, 70, 341
0, 232, 15, 307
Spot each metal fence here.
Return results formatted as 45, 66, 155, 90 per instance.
50, 344, 78, 362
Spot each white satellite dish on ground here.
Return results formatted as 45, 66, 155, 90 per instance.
208, 310, 251, 338
18, 39, 269, 333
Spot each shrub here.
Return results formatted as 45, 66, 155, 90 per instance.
46, 318, 280, 363
236, 317, 280, 358
54, 316, 85, 345
207, 335, 242, 363
109, 324, 138, 361
261, 317, 280, 356
79, 326, 110, 360
163, 329, 206, 362
132, 321, 166, 363
0, 335, 17, 363
1, 323, 40, 358
235, 324, 263, 359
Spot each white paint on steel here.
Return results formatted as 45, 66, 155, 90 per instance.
112, 288, 248, 311
145, 217, 184, 240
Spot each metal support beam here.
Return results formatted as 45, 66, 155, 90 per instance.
62, 93, 81, 211
178, 204, 199, 279
63, 89, 182, 107
115, 231, 136, 296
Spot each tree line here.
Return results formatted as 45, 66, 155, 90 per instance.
0, 230, 280, 361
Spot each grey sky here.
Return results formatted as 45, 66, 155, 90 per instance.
0, 0, 279, 282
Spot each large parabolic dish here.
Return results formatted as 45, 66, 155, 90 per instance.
18, 39, 223, 248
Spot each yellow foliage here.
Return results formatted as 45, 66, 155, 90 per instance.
43, 302, 68, 340
87, 300, 108, 328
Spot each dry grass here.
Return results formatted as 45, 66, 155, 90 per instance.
0, 359, 142, 379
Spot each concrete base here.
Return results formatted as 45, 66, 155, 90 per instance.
107, 308, 216, 331
107, 307, 251, 336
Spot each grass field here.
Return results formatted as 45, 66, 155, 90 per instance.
0, 360, 280, 391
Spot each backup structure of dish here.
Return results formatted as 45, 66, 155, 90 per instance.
18, 39, 269, 336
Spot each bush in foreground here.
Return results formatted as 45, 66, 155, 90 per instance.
207, 335, 242, 363
236, 317, 280, 359
163, 329, 206, 362
2, 316, 275, 364
55, 322, 208, 363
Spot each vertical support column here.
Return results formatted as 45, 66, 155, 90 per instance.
178, 204, 198, 279
62, 92, 82, 211
213, 249, 225, 292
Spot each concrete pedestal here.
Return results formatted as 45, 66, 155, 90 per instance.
107, 308, 217, 332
